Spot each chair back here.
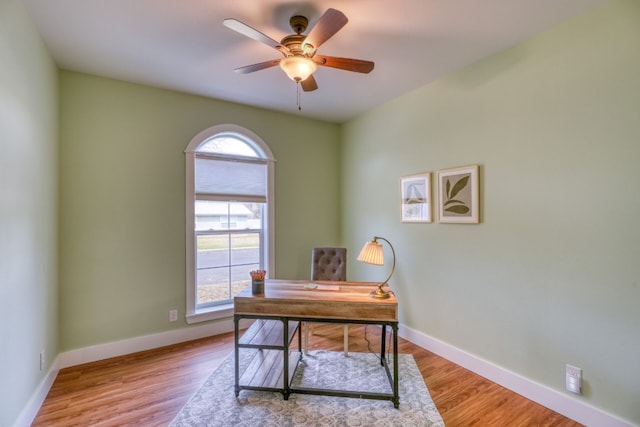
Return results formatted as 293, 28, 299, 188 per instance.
311, 247, 347, 281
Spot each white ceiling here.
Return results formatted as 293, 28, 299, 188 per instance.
23, 0, 609, 123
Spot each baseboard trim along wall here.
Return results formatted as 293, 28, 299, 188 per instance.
16, 320, 633, 427
14, 318, 243, 427
56, 318, 244, 369
398, 324, 634, 427
14, 362, 59, 427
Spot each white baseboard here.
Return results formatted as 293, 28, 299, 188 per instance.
56, 318, 254, 369
15, 318, 253, 427
13, 358, 60, 427
398, 323, 634, 427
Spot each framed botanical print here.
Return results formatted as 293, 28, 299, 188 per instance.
437, 165, 479, 223
401, 173, 432, 223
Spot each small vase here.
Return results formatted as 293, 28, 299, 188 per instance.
251, 279, 264, 295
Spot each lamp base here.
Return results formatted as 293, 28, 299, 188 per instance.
369, 286, 391, 299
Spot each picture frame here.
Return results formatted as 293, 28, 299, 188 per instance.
400, 173, 432, 223
437, 165, 479, 223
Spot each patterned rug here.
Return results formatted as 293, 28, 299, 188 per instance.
170, 349, 444, 426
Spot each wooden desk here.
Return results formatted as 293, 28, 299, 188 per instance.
234, 279, 399, 407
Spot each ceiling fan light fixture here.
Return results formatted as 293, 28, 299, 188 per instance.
279, 56, 317, 82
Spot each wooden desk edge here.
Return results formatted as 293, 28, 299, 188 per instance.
234, 279, 398, 322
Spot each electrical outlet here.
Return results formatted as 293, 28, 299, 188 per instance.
40, 351, 45, 371
169, 309, 178, 322
566, 364, 582, 394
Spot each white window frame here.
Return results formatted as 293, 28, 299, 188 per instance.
184, 124, 275, 324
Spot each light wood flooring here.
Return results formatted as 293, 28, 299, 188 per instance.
32, 324, 583, 426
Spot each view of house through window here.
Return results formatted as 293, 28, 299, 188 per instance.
185, 126, 274, 321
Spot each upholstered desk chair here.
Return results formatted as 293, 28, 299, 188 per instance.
304, 247, 349, 356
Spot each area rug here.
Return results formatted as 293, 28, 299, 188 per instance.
170, 349, 444, 426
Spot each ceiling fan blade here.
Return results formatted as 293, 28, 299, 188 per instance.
302, 9, 348, 52
234, 59, 281, 74
314, 55, 375, 74
223, 18, 290, 55
301, 75, 318, 92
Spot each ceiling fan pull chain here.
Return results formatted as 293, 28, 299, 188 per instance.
297, 82, 302, 111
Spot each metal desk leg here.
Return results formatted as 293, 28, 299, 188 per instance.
283, 318, 290, 400
234, 315, 240, 397
380, 324, 387, 366
393, 323, 399, 408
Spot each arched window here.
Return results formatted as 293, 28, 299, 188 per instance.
185, 124, 275, 323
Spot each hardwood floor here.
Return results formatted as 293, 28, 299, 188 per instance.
32, 325, 583, 426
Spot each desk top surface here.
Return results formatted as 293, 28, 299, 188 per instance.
234, 279, 397, 322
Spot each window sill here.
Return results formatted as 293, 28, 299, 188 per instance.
186, 304, 234, 324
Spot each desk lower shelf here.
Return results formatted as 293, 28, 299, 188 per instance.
238, 349, 302, 391
235, 318, 302, 397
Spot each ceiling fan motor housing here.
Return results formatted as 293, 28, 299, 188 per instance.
281, 34, 307, 55
282, 16, 314, 56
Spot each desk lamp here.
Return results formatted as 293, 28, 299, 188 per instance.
357, 236, 395, 299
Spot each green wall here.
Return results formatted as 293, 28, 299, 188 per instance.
341, 0, 639, 423
59, 71, 340, 351
0, 0, 59, 425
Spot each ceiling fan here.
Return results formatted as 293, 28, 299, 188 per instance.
223, 8, 374, 93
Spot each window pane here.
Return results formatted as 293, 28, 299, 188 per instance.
230, 233, 260, 265
198, 135, 259, 157
197, 281, 230, 306
196, 234, 229, 306
231, 265, 253, 295
197, 234, 229, 268
195, 201, 262, 231
195, 157, 266, 198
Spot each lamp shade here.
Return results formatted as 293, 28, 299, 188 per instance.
357, 240, 384, 266
279, 56, 318, 82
